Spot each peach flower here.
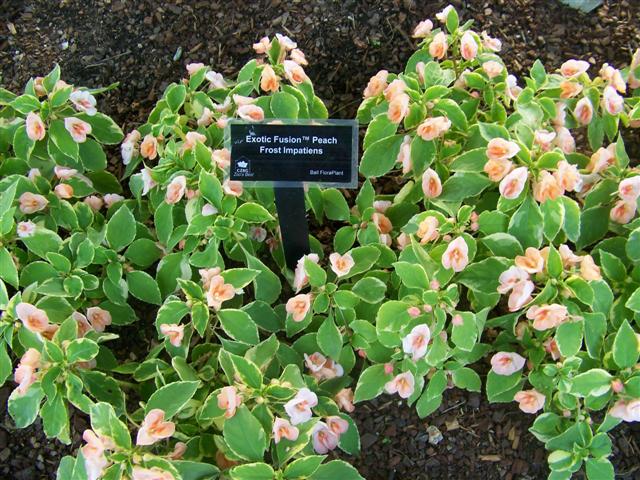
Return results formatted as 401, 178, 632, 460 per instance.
140, 134, 158, 160
559, 80, 583, 99
26, 112, 46, 141
574, 97, 593, 125
602, 85, 624, 115
64, 117, 92, 143
515, 247, 545, 274
16, 303, 50, 334
497, 266, 530, 294
422, 168, 443, 198
372, 212, 392, 234
481, 31, 502, 51
554, 127, 575, 154
363, 70, 389, 98
217, 386, 242, 419
460, 31, 478, 61
284, 388, 318, 425
223, 179, 243, 197
237, 104, 265, 122
533, 170, 563, 203
160, 324, 184, 347
609, 399, 640, 422
273, 417, 299, 443
260, 65, 279, 93
514, 389, 545, 413
486, 138, 520, 161
293, 253, 319, 292
283, 60, 307, 85
312, 422, 339, 454
385, 371, 415, 399
384, 79, 407, 102
206, 275, 235, 310
560, 59, 590, 78
508, 279, 535, 311
610, 200, 636, 224
86, 307, 112, 332
335, 388, 355, 413
70, 91, 97, 116
417, 216, 439, 243
484, 158, 513, 182
54, 184, 74, 199
387, 93, 410, 124
416, 116, 451, 141
441, 237, 469, 272
103, 193, 124, 208
290, 49, 308, 66
304, 352, 344, 381
413, 19, 433, 38
397, 135, 412, 173
429, 32, 448, 60
17, 220, 36, 238
499, 167, 528, 199
252, 36, 270, 54
534, 130, 556, 151
554, 160, 580, 192
580, 255, 602, 281
81, 429, 109, 480
19, 192, 48, 214
526, 304, 568, 330
136, 409, 175, 445
619, 176, 640, 203
491, 352, 526, 375
329, 252, 354, 277
286, 294, 311, 322
402, 324, 431, 361
131, 467, 174, 480
482, 61, 503, 79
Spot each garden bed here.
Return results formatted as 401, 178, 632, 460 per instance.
1, 1, 640, 480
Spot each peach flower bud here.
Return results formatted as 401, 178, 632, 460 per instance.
249, 226, 267, 242
54, 166, 77, 180
481, 31, 502, 51
506, 75, 522, 100
574, 97, 594, 125
491, 351, 526, 375
559, 80, 583, 99
363, 70, 389, 98
64, 117, 92, 143
103, 193, 124, 208
87, 307, 112, 332
286, 294, 311, 322
211, 148, 230, 170
237, 104, 264, 122
293, 253, 319, 292
442, 237, 469, 272
217, 386, 242, 419
533, 170, 563, 203
602, 85, 624, 115
260, 65, 280, 93
429, 32, 448, 60
387, 93, 410, 124
186, 63, 205, 76
384, 371, 415, 399
396, 232, 411, 250
482, 61, 503, 79
70, 90, 97, 116
407, 306, 421, 318
373, 200, 392, 213
283, 60, 308, 85
165, 175, 187, 205
486, 138, 520, 161
329, 252, 355, 277
460, 31, 478, 61
197, 107, 213, 127
160, 323, 185, 347
413, 19, 433, 38
335, 388, 355, 413
372, 212, 392, 234
136, 409, 175, 446
422, 168, 443, 199
611, 379, 624, 393
26, 112, 46, 141
253, 37, 270, 54
416, 116, 451, 141
83, 195, 102, 211
206, 71, 227, 89
514, 389, 545, 413
499, 166, 528, 199
384, 363, 394, 375
417, 216, 439, 244
27, 168, 41, 181
560, 59, 589, 78
141, 167, 157, 196
140, 134, 158, 160
33, 77, 46, 96
168, 442, 187, 460
580, 255, 602, 281
54, 183, 73, 199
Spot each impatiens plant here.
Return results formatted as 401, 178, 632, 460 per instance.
1, 5, 639, 480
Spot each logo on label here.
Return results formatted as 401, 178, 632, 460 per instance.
234, 157, 253, 177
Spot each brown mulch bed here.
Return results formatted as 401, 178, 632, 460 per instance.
1, 1, 640, 479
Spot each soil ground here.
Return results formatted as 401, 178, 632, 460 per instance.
1, 1, 640, 479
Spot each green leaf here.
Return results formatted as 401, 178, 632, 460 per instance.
145, 381, 200, 418
541, 197, 564, 241
106, 205, 136, 252
360, 134, 404, 177
451, 312, 478, 351
284, 456, 325, 479
322, 189, 349, 221
0, 247, 19, 288
363, 114, 398, 150
393, 261, 429, 289
79, 113, 124, 144
309, 460, 364, 480
226, 352, 263, 389
486, 371, 523, 403
0, 344, 11, 385
126, 238, 162, 268
126, 271, 162, 305
270, 91, 299, 118
218, 309, 260, 345
230, 462, 275, 480
480, 233, 523, 258
612, 320, 639, 368
577, 206, 610, 250
571, 369, 612, 397
235, 203, 274, 223
66, 338, 99, 363
585, 458, 614, 480
173, 461, 219, 480
165, 84, 187, 112
438, 172, 492, 203
49, 119, 79, 159
352, 277, 386, 303
452, 367, 481, 392
555, 321, 583, 357
223, 405, 267, 462
354, 364, 390, 402
626, 227, 640, 263
449, 148, 488, 172
8, 383, 43, 428
508, 195, 543, 248
317, 317, 342, 360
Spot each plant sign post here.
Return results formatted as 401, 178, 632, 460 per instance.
227, 120, 358, 268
